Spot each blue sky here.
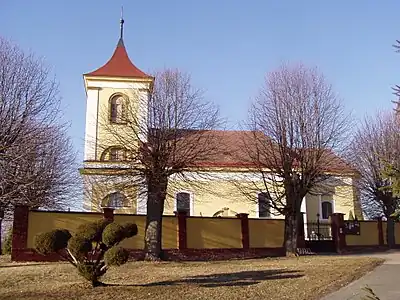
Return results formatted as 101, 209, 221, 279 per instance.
1, 0, 399, 162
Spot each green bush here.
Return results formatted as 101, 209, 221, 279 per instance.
104, 246, 129, 266
68, 236, 92, 260
35, 229, 72, 255
54, 229, 72, 249
75, 220, 110, 242
2, 228, 12, 255
102, 222, 138, 247
102, 223, 125, 247
121, 223, 138, 239
33, 219, 138, 287
77, 262, 107, 284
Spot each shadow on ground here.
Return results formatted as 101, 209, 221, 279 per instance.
110, 269, 304, 288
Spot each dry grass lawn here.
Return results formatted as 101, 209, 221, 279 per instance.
0, 255, 382, 300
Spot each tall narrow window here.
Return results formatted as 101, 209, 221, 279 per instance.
176, 192, 191, 215
258, 192, 271, 218
321, 201, 333, 220
110, 95, 125, 123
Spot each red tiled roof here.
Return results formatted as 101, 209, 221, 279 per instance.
175, 130, 355, 174
85, 39, 151, 79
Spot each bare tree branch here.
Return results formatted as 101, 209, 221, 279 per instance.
0, 37, 78, 252
239, 63, 353, 255
349, 111, 400, 247
88, 68, 223, 260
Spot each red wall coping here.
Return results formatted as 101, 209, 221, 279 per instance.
29, 209, 104, 216
247, 218, 285, 221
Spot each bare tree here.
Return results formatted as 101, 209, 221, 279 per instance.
242, 64, 352, 255
95, 69, 222, 260
350, 111, 399, 247
392, 40, 400, 100
0, 37, 78, 252
3, 125, 78, 210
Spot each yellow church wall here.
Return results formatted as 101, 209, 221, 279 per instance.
305, 194, 319, 221
165, 179, 261, 218
333, 184, 355, 221
27, 211, 103, 248
83, 166, 359, 221
186, 217, 242, 249
248, 219, 284, 248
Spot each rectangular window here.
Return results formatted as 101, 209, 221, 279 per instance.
176, 192, 191, 215
321, 201, 333, 220
258, 192, 271, 218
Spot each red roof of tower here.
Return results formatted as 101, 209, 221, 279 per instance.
85, 39, 151, 79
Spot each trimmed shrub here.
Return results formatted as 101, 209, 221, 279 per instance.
76, 220, 110, 242
121, 223, 138, 239
68, 236, 92, 260
104, 246, 129, 266
54, 229, 72, 249
34, 219, 138, 287
102, 223, 125, 247
35, 229, 72, 255
77, 262, 106, 283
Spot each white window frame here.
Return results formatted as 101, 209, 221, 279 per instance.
256, 191, 271, 218
318, 194, 335, 221
174, 191, 194, 216
110, 94, 126, 124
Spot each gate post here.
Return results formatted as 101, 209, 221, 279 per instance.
331, 213, 346, 254
11, 205, 30, 261
236, 213, 249, 250
102, 207, 114, 222
176, 211, 188, 250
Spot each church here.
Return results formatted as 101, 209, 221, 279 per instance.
80, 18, 362, 225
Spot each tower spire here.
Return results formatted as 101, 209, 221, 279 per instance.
120, 6, 124, 40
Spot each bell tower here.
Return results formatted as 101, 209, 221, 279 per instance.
81, 16, 153, 212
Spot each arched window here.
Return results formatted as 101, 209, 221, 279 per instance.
109, 147, 125, 161
103, 192, 127, 208
175, 192, 191, 215
321, 201, 333, 220
110, 94, 126, 123
258, 192, 271, 218
100, 146, 127, 161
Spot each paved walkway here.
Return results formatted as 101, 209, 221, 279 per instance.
321, 250, 400, 300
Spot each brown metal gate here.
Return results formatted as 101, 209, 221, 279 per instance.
305, 219, 336, 253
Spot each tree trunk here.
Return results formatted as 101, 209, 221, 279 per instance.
144, 174, 167, 261
284, 213, 298, 256
91, 280, 106, 288
387, 216, 396, 248
0, 218, 2, 255
0, 209, 3, 255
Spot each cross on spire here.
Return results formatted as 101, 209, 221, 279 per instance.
120, 6, 124, 40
